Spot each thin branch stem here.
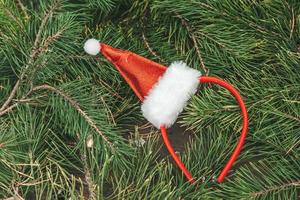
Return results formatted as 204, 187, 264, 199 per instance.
100, 96, 116, 126
289, 8, 295, 39
286, 139, 300, 154
16, 179, 50, 186
77, 134, 96, 200
12, 185, 25, 200
285, 113, 300, 124
0, 2, 60, 113
0, 80, 20, 112
251, 180, 300, 197
32, 2, 56, 51
1, 83, 114, 149
0, 197, 15, 200
15, 0, 29, 19
30, 85, 114, 148
142, 32, 164, 63
0, 104, 18, 117
3, 7, 23, 28
175, 13, 208, 75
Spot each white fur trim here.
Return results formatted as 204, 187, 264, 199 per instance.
84, 39, 101, 55
141, 61, 201, 128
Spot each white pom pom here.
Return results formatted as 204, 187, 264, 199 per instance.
84, 39, 101, 55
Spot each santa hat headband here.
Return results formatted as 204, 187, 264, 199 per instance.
84, 38, 249, 184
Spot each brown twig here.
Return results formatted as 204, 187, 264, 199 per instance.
0, 80, 20, 112
1, 84, 114, 149
42, 28, 65, 50
250, 180, 300, 197
0, 2, 62, 114
142, 32, 164, 63
15, 0, 29, 19
289, 7, 295, 39
77, 134, 96, 200
32, 2, 57, 52
3, 7, 23, 28
30, 85, 114, 148
12, 184, 25, 200
100, 96, 116, 126
0, 104, 18, 117
175, 13, 208, 75
81, 153, 96, 200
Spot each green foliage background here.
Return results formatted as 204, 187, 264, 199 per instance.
0, 0, 299, 199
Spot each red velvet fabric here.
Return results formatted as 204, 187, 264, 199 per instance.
100, 44, 167, 101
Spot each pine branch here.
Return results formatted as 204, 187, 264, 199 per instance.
286, 139, 300, 154
15, 0, 29, 20
0, 80, 20, 112
99, 96, 116, 126
30, 84, 114, 149
81, 153, 96, 200
32, 1, 58, 51
175, 13, 208, 75
289, 7, 295, 39
250, 180, 300, 198
1, 0, 299, 198
1, 83, 115, 150
77, 134, 96, 200
0, 1, 60, 114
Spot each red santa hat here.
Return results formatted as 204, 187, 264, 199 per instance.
84, 38, 249, 184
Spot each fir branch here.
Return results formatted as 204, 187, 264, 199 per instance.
175, 13, 208, 75
81, 153, 96, 200
0, 1, 60, 114
15, 0, 29, 20
30, 85, 114, 149
268, 109, 300, 124
250, 180, 300, 197
0, 80, 20, 112
0, 83, 114, 149
77, 134, 96, 200
0, 92, 43, 116
32, 1, 58, 52
100, 96, 116, 126
0, 103, 18, 117
2, 6, 24, 28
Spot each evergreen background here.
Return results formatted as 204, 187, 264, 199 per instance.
0, 0, 299, 199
